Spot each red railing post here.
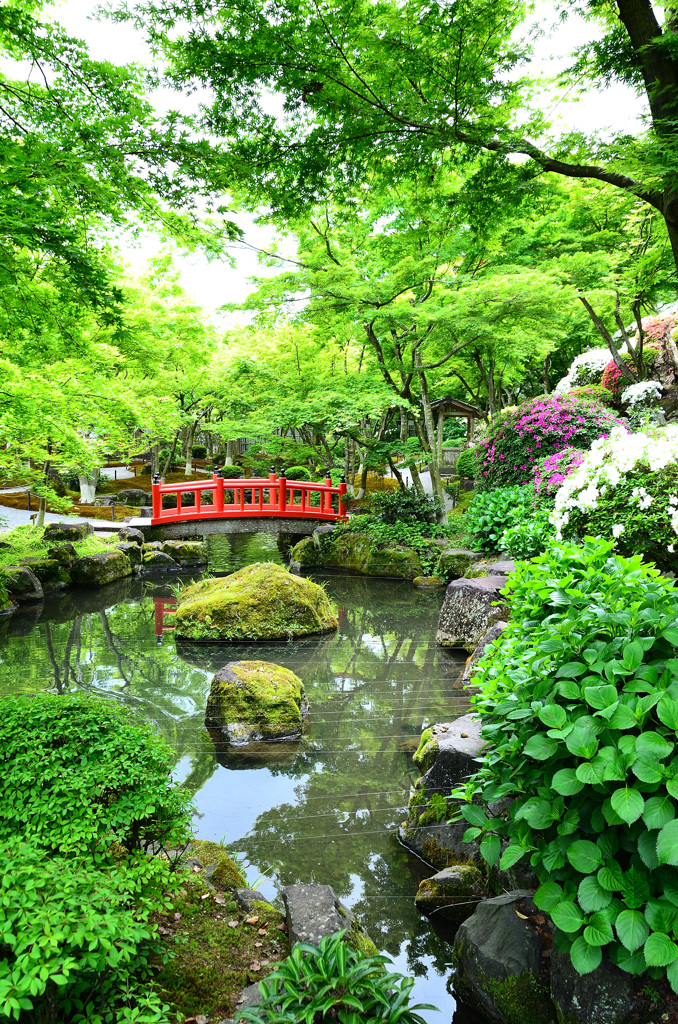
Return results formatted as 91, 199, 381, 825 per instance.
214, 468, 224, 512
324, 473, 332, 514
279, 471, 287, 513
152, 474, 161, 520
339, 475, 347, 519
269, 466, 277, 509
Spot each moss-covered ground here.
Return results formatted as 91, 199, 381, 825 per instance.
155, 851, 289, 1021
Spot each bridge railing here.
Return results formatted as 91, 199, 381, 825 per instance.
150, 468, 348, 525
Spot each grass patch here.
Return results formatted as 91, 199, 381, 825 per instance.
0, 524, 118, 571
155, 871, 289, 1020
0, 491, 139, 520
98, 471, 206, 495
445, 488, 475, 547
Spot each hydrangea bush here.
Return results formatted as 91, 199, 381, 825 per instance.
455, 539, 678, 986
476, 395, 622, 490
553, 426, 678, 568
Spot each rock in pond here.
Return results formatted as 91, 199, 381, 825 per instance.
117, 526, 145, 545
415, 864, 489, 922
282, 883, 376, 956
117, 542, 142, 566
43, 522, 92, 543
290, 532, 424, 579
71, 550, 132, 586
437, 576, 510, 651
47, 543, 78, 566
4, 566, 43, 603
413, 714, 484, 776
453, 891, 555, 1024
550, 946, 633, 1024
205, 660, 309, 743
19, 557, 70, 590
174, 561, 338, 642
435, 548, 483, 581
412, 576, 445, 588
141, 549, 180, 572
161, 540, 207, 565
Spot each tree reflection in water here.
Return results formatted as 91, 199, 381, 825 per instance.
0, 545, 471, 1019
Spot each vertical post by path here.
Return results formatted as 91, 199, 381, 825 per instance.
214, 468, 224, 513
324, 474, 332, 514
339, 475, 347, 518
152, 474, 162, 519
269, 466, 277, 509
279, 471, 287, 513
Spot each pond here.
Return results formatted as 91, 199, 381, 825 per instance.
0, 532, 478, 1023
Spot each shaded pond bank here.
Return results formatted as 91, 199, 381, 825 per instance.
0, 531, 478, 1022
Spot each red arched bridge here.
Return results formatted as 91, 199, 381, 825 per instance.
149, 468, 348, 527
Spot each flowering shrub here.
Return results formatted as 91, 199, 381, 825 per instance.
555, 349, 611, 394
569, 384, 615, 406
601, 349, 660, 402
621, 380, 665, 429
476, 395, 622, 490
533, 448, 585, 504
454, 538, 678, 986
553, 426, 678, 568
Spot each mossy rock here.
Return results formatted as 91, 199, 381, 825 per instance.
435, 548, 481, 581
19, 557, 70, 588
71, 551, 132, 587
174, 562, 337, 642
210, 855, 248, 891
290, 536, 323, 568
205, 659, 309, 743
415, 864, 488, 921
413, 728, 437, 773
161, 540, 207, 565
412, 576, 445, 588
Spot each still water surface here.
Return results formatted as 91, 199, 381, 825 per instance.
0, 533, 477, 1023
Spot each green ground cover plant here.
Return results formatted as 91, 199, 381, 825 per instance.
342, 491, 447, 574
455, 538, 678, 987
0, 525, 116, 573
236, 931, 436, 1024
464, 485, 534, 553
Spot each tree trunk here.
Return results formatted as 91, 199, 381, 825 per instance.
151, 444, 160, 477
225, 438, 239, 466
161, 430, 181, 481
35, 459, 50, 528
414, 355, 446, 511
184, 421, 197, 476
356, 456, 369, 499
78, 469, 99, 504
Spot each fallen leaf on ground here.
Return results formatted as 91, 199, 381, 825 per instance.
514, 910, 528, 920
246, 916, 260, 925
250, 961, 261, 971
174, 912, 182, 921
228, 920, 239, 928
201, 893, 210, 900
254, 941, 263, 948
276, 922, 287, 931
193, 865, 202, 873
214, 895, 226, 905
257, 927, 267, 935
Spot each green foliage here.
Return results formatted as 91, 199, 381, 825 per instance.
0, 839, 173, 1024
456, 538, 678, 988
192, 446, 207, 458
284, 465, 312, 481
367, 490, 441, 526
499, 509, 554, 559
569, 385, 616, 407
455, 448, 477, 480
0, 692, 192, 854
465, 485, 534, 553
342, 490, 446, 574
235, 931, 436, 1024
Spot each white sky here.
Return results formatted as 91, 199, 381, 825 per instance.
48, 0, 647, 325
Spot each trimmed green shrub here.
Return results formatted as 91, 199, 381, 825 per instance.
499, 509, 554, 559
368, 489, 440, 525
222, 464, 244, 478
237, 932, 435, 1024
0, 693, 192, 854
191, 445, 207, 458
465, 485, 533, 553
455, 448, 477, 479
456, 538, 678, 988
284, 465, 312, 481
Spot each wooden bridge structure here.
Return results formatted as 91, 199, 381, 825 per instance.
149, 468, 348, 529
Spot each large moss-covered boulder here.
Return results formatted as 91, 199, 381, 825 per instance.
141, 549, 180, 572
3, 566, 43, 603
19, 557, 70, 590
174, 562, 338, 641
415, 864, 489, 922
291, 532, 424, 579
71, 551, 132, 586
435, 548, 482, 581
205, 660, 308, 743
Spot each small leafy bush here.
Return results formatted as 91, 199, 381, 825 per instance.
367, 489, 441, 525
236, 932, 435, 1024
474, 395, 622, 490
465, 485, 534, 553
455, 538, 678, 987
284, 465, 312, 481
191, 445, 208, 458
0, 839, 173, 1024
568, 384, 615, 407
0, 693, 192, 854
499, 509, 554, 559
455, 448, 477, 479
554, 425, 678, 570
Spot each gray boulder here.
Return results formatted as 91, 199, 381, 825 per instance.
437, 576, 510, 651
117, 542, 142, 566
413, 714, 484, 777
487, 560, 516, 576
43, 522, 92, 543
161, 540, 207, 565
19, 557, 69, 591
141, 550, 181, 571
117, 526, 145, 545
550, 946, 633, 1024
453, 891, 555, 1024
116, 489, 152, 506
4, 566, 43, 603
71, 551, 132, 586
399, 820, 482, 872
235, 888, 273, 914
237, 983, 264, 1011
281, 883, 375, 954
415, 864, 489, 922
462, 621, 508, 688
